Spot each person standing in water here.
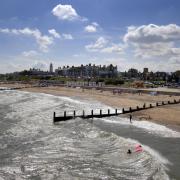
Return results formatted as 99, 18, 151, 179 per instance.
129, 114, 132, 123
127, 149, 132, 154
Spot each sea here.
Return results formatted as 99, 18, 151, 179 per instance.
0, 89, 180, 180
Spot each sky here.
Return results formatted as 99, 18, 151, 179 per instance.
0, 0, 180, 73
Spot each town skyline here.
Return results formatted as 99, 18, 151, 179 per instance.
0, 0, 180, 73
1, 62, 179, 86
1, 62, 179, 75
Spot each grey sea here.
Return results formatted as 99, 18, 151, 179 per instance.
0, 90, 180, 180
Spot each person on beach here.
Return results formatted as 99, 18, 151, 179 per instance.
129, 114, 132, 123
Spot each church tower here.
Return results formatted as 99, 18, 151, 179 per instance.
49, 63, 53, 73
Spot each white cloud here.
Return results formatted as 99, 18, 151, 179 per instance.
0, 63, 24, 74
133, 42, 173, 58
52, 4, 87, 21
124, 24, 180, 44
62, 33, 73, 40
0, 54, 50, 73
101, 56, 179, 72
84, 25, 97, 33
0, 28, 10, 33
22, 50, 39, 57
123, 24, 180, 60
84, 22, 100, 33
0, 28, 53, 52
92, 22, 99, 27
48, 29, 61, 39
101, 44, 124, 54
85, 37, 125, 54
33, 61, 48, 70
37, 35, 53, 52
85, 37, 108, 51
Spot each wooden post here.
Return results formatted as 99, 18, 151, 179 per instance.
100, 109, 102, 116
168, 101, 170, 104
64, 111, 66, 117
83, 110, 85, 117
108, 109, 110, 115
129, 107, 132, 112
73, 110, 76, 118
53, 112, 56, 122
174, 99, 176, 103
143, 103, 146, 109
137, 106, 139, 110
150, 104, 152, 108
91, 110, 93, 116
122, 108, 124, 114
162, 101, 164, 105
115, 109, 117, 115
156, 102, 158, 106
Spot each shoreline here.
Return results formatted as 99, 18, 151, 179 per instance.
22, 86, 180, 126
1, 84, 180, 130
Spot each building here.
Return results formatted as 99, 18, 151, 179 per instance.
55, 64, 118, 78
127, 68, 139, 78
28, 68, 49, 76
143, 68, 148, 74
49, 63, 53, 73
142, 68, 149, 80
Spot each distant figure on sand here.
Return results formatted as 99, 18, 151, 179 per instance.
129, 114, 132, 123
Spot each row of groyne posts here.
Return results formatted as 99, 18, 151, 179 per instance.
53, 99, 180, 123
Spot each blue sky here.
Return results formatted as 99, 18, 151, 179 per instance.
0, 0, 180, 73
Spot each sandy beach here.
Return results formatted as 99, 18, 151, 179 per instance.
22, 86, 180, 127
1, 84, 180, 129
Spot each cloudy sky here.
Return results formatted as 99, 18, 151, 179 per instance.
0, 0, 180, 73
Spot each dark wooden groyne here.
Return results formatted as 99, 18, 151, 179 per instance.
53, 99, 180, 123
53, 109, 120, 122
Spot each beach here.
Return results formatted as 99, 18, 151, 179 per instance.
16, 86, 180, 128
1, 84, 180, 179
1, 84, 180, 128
